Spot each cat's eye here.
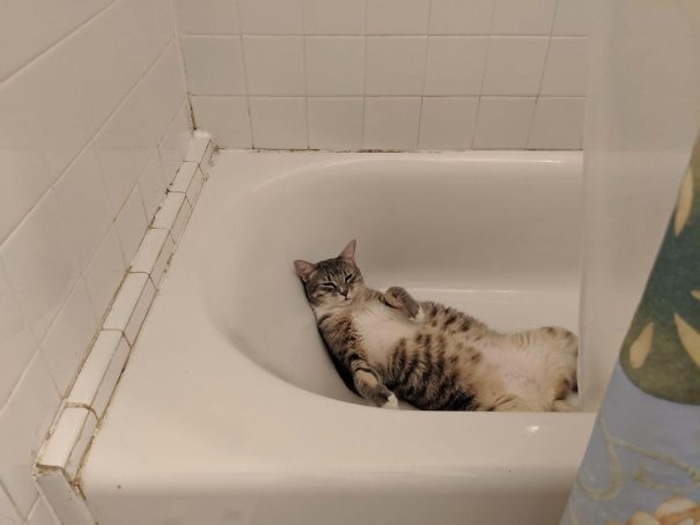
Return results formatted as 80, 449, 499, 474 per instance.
318, 282, 336, 291
345, 275, 355, 283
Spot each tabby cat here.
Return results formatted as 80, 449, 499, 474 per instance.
293, 240, 578, 412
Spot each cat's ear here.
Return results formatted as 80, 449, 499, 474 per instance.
294, 260, 315, 282
339, 239, 357, 265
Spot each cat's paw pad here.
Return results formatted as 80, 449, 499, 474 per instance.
381, 394, 399, 409
409, 307, 425, 324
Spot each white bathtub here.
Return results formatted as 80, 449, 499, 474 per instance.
82, 151, 596, 525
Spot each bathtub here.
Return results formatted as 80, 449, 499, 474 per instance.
81, 151, 596, 525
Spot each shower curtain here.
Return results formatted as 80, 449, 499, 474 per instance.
561, 136, 700, 525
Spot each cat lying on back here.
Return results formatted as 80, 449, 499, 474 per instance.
294, 240, 578, 412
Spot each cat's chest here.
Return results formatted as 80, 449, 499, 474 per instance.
352, 302, 417, 362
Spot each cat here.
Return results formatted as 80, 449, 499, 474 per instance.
293, 240, 579, 412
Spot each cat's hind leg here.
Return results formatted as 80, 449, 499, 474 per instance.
382, 286, 424, 323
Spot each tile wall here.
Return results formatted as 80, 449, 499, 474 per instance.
0, 1, 190, 522
176, 0, 590, 150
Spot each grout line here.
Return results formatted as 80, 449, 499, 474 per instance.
0, 0, 119, 85
233, 0, 255, 148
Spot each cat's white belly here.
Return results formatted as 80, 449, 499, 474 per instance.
352, 303, 418, 364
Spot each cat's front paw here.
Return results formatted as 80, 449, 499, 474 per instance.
409, 306, 425, 324
381, 393, 399, 409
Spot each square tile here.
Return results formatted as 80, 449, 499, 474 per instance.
367, 0, 430, 34
173, 0, 239, 34
130, 229, 175, 287
238, 0, 303, 34
419, 97, 479, 149
303, 0, 365, 35
366, 37, 427, 95
171, 163, 205, 207
482, 37, 549, 95
115, 186, 148, 266
103, 273, 156, 346
0, 191, 78, 341
491, 0, 558, 35
424, 37, 488, 95
429, 0, 493, 35
0, 351, 60, 516
540, 37, 590, 96
249, 97, 308, 149
306, 37, 365, 96
153, 193, 193, 244
0, 149, 51, 243
83, 225, 126, 320
53, 145, 113, 271
181, 36, 246, 95
364, 97, 421, 150
36, 406, 96, 481
139, 153, 168, 224
553, 0, 591, 36
40, 279, 97, 395
191, 96, 253, 148
308, 98, 364, 150
527, 96, 585, 149
243, 36, 306, 96
0, 261, 37, 407
34, 469, 94, 525
473, 97, 536, 149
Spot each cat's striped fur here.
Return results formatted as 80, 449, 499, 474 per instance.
294, 240, 578, 412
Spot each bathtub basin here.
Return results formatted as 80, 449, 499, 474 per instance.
82, 151, 596, 525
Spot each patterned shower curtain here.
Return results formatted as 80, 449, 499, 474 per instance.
560, 137, 700, 524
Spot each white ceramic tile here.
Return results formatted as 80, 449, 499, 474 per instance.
153, 193, 193, 244
0, 262, 38, 408
308, 98, 364, 150
53, 146, 113, 271
158, 103, 192, 186
94, 75, 155, 218
366, 37, 427, 95
40, 280, 97, 395
249, 97, 308, 149
26, 496, 59, 525
0, 191, 78, 341
238, 0, 304, 35
34, 470, 94, 525
174, 165, 205, 207
367, 0, 430, 34
243, 37, 306, 96
418, 97, 479, 149
491, 0, 558, 35
142, 43, 188, 149
131, 229, 175, 287
0, 484, 22, 525
83, 225, 126, 320
527, 96, 585, 149
553, 0, 590, 36
199, 137, 218, 176
541, 37, 590, 96
36, 406, 96, 481
303, 0, 365, 35
182, 37, 246, 95
0, 150, 51, 243
185, 134, 211, 163
173, 0, 239, 34
139, 153, 167, 224
429, 0, 493, 35
115, 186, 148, 266
473, 97, 536, 149
103, 273, 155, 346
0, 351, 60, 516
423, 37, 488, 95
191, 96, 253, 149
482, 36, 549, 96
364, 97, 421, 150
306, 37, 365, 96
0, 0, 113, 81
69, 331, 131, 419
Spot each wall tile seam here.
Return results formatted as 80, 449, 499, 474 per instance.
0, 35, 180, 251
0, 0, 119, 85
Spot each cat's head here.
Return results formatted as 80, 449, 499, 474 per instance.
294, 239, 365, 308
